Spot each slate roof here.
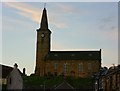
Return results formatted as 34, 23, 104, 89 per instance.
0, 64, 13, 78
45, 50, 101, 61
0, 64, 23, 78
54, 81, 74, 90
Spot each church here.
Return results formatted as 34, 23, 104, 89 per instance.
35, 7, 101, 77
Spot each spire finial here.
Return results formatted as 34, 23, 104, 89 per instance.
40, 3, 48, 29
44, 3, 46, 9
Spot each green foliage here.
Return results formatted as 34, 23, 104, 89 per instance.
45, 76, 63, 87
66, 76, 93, 88
23, 75, 93, 88
23, 75, 46, 86
23, 75, 63, 87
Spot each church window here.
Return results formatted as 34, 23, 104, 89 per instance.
54, 63, 58, 70
88, 63, 92, 71
78, 63, 83, 72
64, 63, 68, 73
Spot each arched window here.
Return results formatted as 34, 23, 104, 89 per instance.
78, 63, 83, 72
64, 63, 68, 73
88, 63, 92, 71
54, 63, 58, 70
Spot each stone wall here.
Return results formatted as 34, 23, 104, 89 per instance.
101, 68, 120, 91
45, 60, 100, 77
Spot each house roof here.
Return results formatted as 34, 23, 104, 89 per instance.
54, 81, 74, 90
45, 50, 101, 61
0, 64, 13, 78
0, 64, 23, 78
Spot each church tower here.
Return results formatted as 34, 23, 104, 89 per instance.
35, 7, 51, 76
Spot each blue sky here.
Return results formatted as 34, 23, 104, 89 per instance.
1, 1, 118, 75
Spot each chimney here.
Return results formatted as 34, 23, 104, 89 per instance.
23, 68, 26, 75
14, 63, 18, 69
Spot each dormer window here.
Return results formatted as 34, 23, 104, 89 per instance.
54, 54, 58, 57
71, 54, 75, 56
88, 53, 92, 57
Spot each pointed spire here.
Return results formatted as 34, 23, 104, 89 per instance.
40, 7, 48, 29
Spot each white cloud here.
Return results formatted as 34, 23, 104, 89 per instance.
4, 2, 41, 23
4, 2, 69, 29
